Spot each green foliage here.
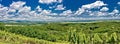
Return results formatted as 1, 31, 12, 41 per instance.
68, 27, 77, 44
0, 22, 120, 44
111, 32, 118, 42
107, 32, 118, 44
0, 23, 5, 30
93, 33, 103, 43
0, 30, 69, 44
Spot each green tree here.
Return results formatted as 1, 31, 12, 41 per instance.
0, 23, 5, 30
68, 27, 77, 44
93, 33, 103, 44
109, 32, 118, 44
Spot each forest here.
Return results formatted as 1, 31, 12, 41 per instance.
0, 21, 120, 44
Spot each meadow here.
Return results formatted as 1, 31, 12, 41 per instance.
0, 21, 120, 44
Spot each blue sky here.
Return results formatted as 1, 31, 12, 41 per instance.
1, 0, 120, 11
0, 0, 120, 21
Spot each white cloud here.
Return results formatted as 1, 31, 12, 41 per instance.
10, 1, 26, 10
0, 4, 3, 7
112, 9, 119, 14
40, 10, 51, 15
39, 0, 57, 4
0, 7, 8, 13
36, 6, 42, 12
39, 0, 62, 4
18, 6, 31, 12
75, 8, 85, 15
60, 10, 72, 16
58, 0, 62, 3
82, 1, 107, 9
109, 9, 119, 15
49, 13, 58, 16
89, 11, 108, 16
75, 1, 107, 15
55, 4, 65, 10
100, 7, 109, 11
49, 6, 53, 9
0, 1, 120, 21
90, 8, 120, 17
8, 9, 16, 12
118, 2, 120, 5
16, 6, 31, 19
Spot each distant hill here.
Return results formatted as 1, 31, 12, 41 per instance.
0, 19, 120, 24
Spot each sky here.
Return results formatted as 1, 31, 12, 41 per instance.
0, 0, 120, 21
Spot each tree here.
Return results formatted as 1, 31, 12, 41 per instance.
93, 33, 103, 44
0, 23, 5, 30
109, 32, 118, 44
68, 27, 77, 44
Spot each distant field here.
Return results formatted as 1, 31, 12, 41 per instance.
0, 21, 120, 44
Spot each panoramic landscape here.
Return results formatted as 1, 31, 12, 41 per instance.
0, 0, 120, 44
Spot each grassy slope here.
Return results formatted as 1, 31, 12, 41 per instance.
0, 30, 69, 44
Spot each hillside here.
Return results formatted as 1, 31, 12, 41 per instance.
0, 30, 69, 44
0, 21, 120, 44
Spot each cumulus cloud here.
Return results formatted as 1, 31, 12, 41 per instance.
10, 1, 26, 10
112, 9, 119, 14
60, 10, 72, 16
36, 6, 42, 12
0, 4, 8, 18
8, 9, 16, 13
118, 2, 120, 5
0, 4, 3, 7
18, 6, 31, 12
109, 9, 119, 15
89, 11, 108, 16
55, 4, 65, 10
40, 10, 51, 15
75, 8, 85, 15
75, 1, 107, 15
82, 1, 107, 9
0, 1, 120, 21
39, 0, 56, 4
100, 7, 109, 11
39, 0, 62, 4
